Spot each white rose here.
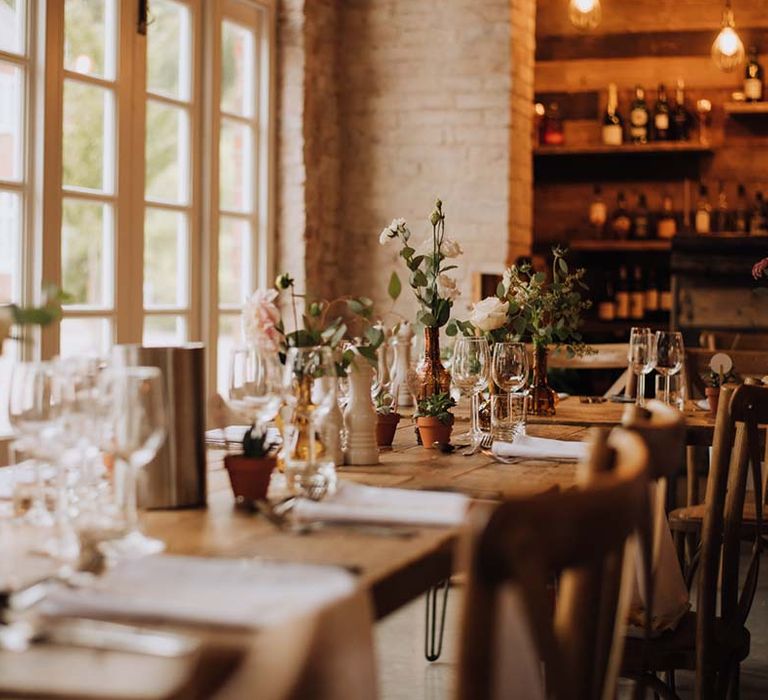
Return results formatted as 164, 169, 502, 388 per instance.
469, 297, 509, 333
436, 274, 460, 302
441, 238, 463, 258
379, 227, 395, 245
0, 306, 14, 351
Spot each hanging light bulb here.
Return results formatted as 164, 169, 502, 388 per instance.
569, 0, 602, 31
711, 1, 745, 72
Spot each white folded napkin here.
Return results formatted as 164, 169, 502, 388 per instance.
492, 434, 588, 461
42, 555, 355, 629
293, 482, 468, 528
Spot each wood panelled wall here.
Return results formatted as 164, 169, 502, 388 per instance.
534, 0, 768, 245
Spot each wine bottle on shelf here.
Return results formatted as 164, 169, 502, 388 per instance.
695, 183, 711, 235
629, 267, 645, 320
653, 84, 670, 141
597, 273, 617, 322
645, 268, 660, 319
633, 192, 650, 239
589, 184, 608, 234
657, 194, 678, 239
713, 182, 729, 233
629, 85, 649, 144
660, 274, 673, 314
751, 191, 768, 235
744, 46, 764, 102
602, 83, 624, 146
539, 102, 565, 146
735, 183, 749, 234
615, 266, 630, 320
608, 191, 632, 240
672, 79, 690, 141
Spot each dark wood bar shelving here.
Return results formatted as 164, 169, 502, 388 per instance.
569, 239, 672, 252
723, 101, 768, 116
534, 143, 714, 156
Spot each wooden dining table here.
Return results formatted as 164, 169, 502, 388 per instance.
0, 397, 715, 699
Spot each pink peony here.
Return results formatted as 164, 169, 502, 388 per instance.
753, 257, 768, 280
242, 289, 282, 350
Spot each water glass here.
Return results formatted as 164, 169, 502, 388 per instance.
655, 331, 685, 404
228, 345, 284, 435
655, 373, 686, 410
628, 327, 656, 406
451, 337, 491, 443
492, 342, 529, 394
490, 393, 527, 442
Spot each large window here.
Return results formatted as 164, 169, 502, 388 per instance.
7, 0, 275, 399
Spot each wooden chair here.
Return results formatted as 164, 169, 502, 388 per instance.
699, 331, 768, 352
457, 428, 649, 700
546, 343, 634, 397
624, 384, 766, 699
684, 348, 768, 399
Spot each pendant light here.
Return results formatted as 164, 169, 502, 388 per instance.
569, 0, 602, 31
711, 0, 745, 72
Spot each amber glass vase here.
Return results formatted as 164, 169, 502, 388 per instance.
414, 326, 451, 401
528, 345, 557, 417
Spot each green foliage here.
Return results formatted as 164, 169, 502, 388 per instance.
374, 386, 396, 415
415, 392, 456, 425
242, 426, 278, 458
11, 285, 70, 327
496, 247, 593, 355
706, 368, 736, 388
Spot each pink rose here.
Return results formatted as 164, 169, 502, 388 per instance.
753, 257, 768, 280
242, 289, 282, 350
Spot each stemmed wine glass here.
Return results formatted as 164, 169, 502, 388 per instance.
655, 331, 685, 406
228, 345, 284, 444
628, 327, 656, 407
451, 337, 491, 447
97, 366, 168, 559
492, 342, 529, 395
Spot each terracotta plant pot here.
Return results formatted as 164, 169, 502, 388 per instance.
705, 387, 721, 417
376, 412, 401, 447
416, 415, 454, 449
224, 454, 276, 507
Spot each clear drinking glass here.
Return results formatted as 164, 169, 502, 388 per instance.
490, 393, 527, 442
655, 331, 685, 406
97, 366, 168, 559
281, 347, 337, 499
655, 373, 686, 410
628, 327, 656, 407
228, 345, 283, 441
451, 337, 491, 444
492, 342, 529, 394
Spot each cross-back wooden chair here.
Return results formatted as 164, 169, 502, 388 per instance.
546, 343, 634, 397
625, 384, 766, 699
457, 428, 649, 700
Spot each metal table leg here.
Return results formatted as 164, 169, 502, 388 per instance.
424, 580, 450, 662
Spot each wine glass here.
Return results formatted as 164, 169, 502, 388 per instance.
628, 327, 656, 407
97, 366, 168, 559
492, 342, 529, 394
655, 331, 685, 406
8, 361, 61, 527
228, 346, 284, 445
451, 337, 491, 446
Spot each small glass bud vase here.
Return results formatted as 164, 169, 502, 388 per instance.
414, 326, 451, 401
528, 345, 557, 417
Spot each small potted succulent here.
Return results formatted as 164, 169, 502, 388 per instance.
375, 387, 401, 447
704, 367, 735, 417
415, 392, 456, 449
224, 427, 278, 507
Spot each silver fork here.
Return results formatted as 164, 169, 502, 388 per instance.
463, 433, 493, 457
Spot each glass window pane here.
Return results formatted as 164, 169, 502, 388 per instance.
0, 0, 25, 56
147, 0, 191, 100
60, 317, 112, 357
145, 100, 189, 204
64, 0, 116, 79
217, 314, 241, 394
63, 80, 114, 192
0, 190, 20, 304
218, 216, 251, 306
61, 199, 113, 307
221, 20, 255, 117
219, 119, 252, 212
144, 208, 187, 308
0, 62, 22, 181
143, 315, 186, 346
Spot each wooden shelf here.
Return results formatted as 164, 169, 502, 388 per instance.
534, 143, 713, 157
724, 101, 768, 115
570, 239, 672, 252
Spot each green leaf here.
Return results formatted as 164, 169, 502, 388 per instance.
533, 272, 546, 284
357, 345, 378, 364
445, 320, 458, 337
496, 282, 506, 299
407, 255, 425, 271
365, 325, 385, 348
411, 270, 428, 287
435, 300, 450, 327
400, 246, 415, 259
388, 272, 402, 301
558, 257, 568, 275
347, 299, 365, 315
418, 310, 437, 327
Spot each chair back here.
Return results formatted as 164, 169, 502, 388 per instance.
544, 343, 632, 398
684, 348, 768, 398
695, 384, 766, 698
457, 428, 649, 700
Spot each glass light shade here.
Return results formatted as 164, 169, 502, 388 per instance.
711, 9, 745, 72
569, 0, 601, 31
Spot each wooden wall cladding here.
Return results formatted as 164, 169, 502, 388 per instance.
533, 0, 768, 245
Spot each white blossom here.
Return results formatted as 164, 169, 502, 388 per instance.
469, 297, 509, 333
441, 238, 463, 258
436, 274, 460, 302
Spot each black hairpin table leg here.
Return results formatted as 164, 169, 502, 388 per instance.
424, 579, 450, 662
